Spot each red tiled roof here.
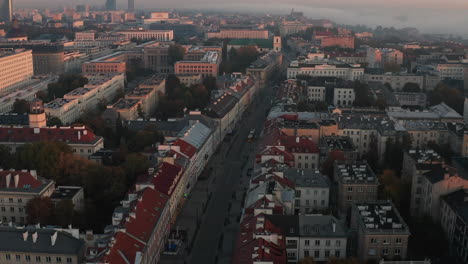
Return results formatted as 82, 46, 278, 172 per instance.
0, 170, 42, 189
279, 134, 319, 154
172, 138, 196, 158
0, 126, 101, 144
103, 187, 169, 264
152, 162, 183, 196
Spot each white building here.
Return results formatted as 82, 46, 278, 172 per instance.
306, 86, 326, 102
44, 99, 80, 125
0, 49, 34, 93
364, 73, 424, 91
333, 87, 355, 107
287, 60, 364, 81
366, 48, 404, 68
116, 30, 174, 41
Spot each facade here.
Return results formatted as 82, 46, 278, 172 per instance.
393, 93, 427, 108
117, 30, 174, 41
175, 51, 221, 77
333, 87, 355, 107
334, 161, 379, 215
364, 73, 424, 91
141, 41, 172, 73
246, 51, 283, 89
176, 73, 202, 87
287, 60, 364, 81
44, 99, 80, 125
112, 98, 142, 121
306, 86, 326, 102
351, 201, 411, 263
50, 186, 85, 212
284, 169, 330, 214
366, 48, 404, 68
0, 49, 34, 94
206, 29, 269, 40
0, 170, 55, 225
320, 36, 355, 49
0, 227, 85, 264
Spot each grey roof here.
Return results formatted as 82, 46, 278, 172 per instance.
353, 201, 410, 233
50, 186, 82, 200
265, 215, 300, 237
0, 227, 84, 255
205, 92, 239, 118
299, 215, 346, 238
335, 161, 378, 185
0, 113, 29, 126
284, 169, 330, 188
177, 120, 212, 149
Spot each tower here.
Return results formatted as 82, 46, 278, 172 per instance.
128, 0, 134, 11
0, 0, 13, 23
29, 98, 47, 128
273, 36, 282, 52
105, 0, 116, 11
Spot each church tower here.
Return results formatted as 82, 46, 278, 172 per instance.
29, 98, 47, 128
274, 36, 282, 52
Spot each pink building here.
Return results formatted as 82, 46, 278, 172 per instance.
175, 51, 221, 77
321, 36, 355, 49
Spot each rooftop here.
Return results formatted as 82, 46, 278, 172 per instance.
406, 149, 443, 164
354, 201, 410, 233
112, 98, 141, 110
50, 186, 82, 200
284, 169, 329, 188
0, 126, 102, 145
321, 136, 355, 151
44, 98, 77, 109
335, 161, 378, 185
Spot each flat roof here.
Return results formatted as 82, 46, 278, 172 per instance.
335, 161, 378, 184
354, 201, 410, 233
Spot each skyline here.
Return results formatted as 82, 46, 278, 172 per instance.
12, 0, 468, 37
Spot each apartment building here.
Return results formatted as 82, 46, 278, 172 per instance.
306, 86, 326, 102
0, 227, 85, 264
174, 51, 221, 77
334, 161, 379, 215
351, 201, 411, 263
247, 51, 283, 89
399, 120, 449, 149
176, 73, 202, 87
320, 35, 355, 49
366, 48, 404, 68
0, 49, 34, 94
284, 169, 330, 214
319, 136, 358, 162
44, 99, 79, 125
141, 41, 173, 73
116, 29, 174, 41
112, 98, 142, 121
364, 73, 424, 91
0, 170, 55, 225
333, 87, 355, 107
206, 29, 269, 39
287, 59, 364, 81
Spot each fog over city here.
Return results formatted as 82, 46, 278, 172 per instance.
13, 0, 468, 36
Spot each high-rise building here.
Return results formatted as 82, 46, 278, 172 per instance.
128, 0, 134, 11
0, 0, 13, 23
105, 0, 116, 11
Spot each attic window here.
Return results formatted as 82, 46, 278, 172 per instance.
23, 184, 31, 189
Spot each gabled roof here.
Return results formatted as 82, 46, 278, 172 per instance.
172, 138, 197, 159
0, 170, 53, 194
0, 126, 102, 145
152, 162, 183, 196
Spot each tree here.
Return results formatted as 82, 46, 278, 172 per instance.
47, 116, 63, 127
379, 169, 411, 217
26, 197, 55, 225
54, 199, 75, 227
122, 153, 150, 184
353, 81, 374, 107
402, 82, 421, 92
137, 104, 145, 119
168, 44, 186, 65
328, 258, 360, 264
428, 83, 464, 114
408, 216, 449, 259
12, 99, 29, 114
36, 90, 48, 102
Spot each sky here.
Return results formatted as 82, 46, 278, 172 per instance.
14, 0, 468, 37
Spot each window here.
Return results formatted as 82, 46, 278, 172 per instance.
305, 240, 310, 245
304, 250, 310, 257
335, 250, 341, 257
10, 207, 14, 212
36, 256, 41, 262
347, 187, 353, 192
18, 199, 22, 203
368, 248, 376, 256
315, 240, 320, 246
16, 255, 21, 261
370, 238, 377, 244
325, 240, 331, 246
1, 207, 4, 212
395, 238, 402, 244
395, 248, 401, 255
336, 240, 341, 246
314, 250, 320, 258
46, 256, 51, 263
56, 257, 62, 263
325, 250, 330, 257
26, 255, 31, 262
382, 248, 389, 255
347, 195, 352, 201
9, 198, 13, 203
383, 239, 389, 245
6, 254, 11, 260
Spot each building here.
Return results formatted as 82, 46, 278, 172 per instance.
0, 0, 12, 23
306, 86, 326, 102
227, 37, 281, 53
174, 51, 221, 77
393, 92, 427, 108
284, 169, 330, 214
105, 0, 116, 11
81, 52, 129, 74
333, 87, 355, 107
125, 88, 158, 118
0, 49, 34, 94
334, 161, 379, 215
326, 52, 367, 64
320, 35, 355, 49
0, 126, 104, 157
247, 51, 283, 89
287, 58, 364, 81
351, 201, 411, 263
440, 189, 468, 264
206, 29, 269, 40
50, 186, 85, 212
44, 99, 80, 125
176, 74, 202, 87
367, 48, 404, 68
128, 0, 134, 11
0, 226, 85, 264
117, 30, 174, 41
112, 98, 142, 121
319, 136, 358, 162
399, 120, 448, 149
141, 41, 173, 73
0, 170, 55, 225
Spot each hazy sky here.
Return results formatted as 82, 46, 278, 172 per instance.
14, 0, 468, 36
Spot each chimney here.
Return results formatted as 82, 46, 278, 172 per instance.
51, 231, 58, 246
14, 174, 19, 188
78, 131, 81, 141
5, 174, 11, 188
23, 231, 29, 241
30, 170, 37, 180
32, 232, 38, 243
332, 221, 336, 232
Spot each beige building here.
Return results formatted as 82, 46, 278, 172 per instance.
141, 41, 172, 73
247, 51, 283, 89
0, 49, 34, 93
44, 99, 80, 125
0, 170, 55, 225
0, 227, 85, 264
206, 29, 269, 40
176, 73, 202, 87
351, 201, 410, 263
366, 48, 404, 68
364, 73, 424, 91
175, 51, 221, 77
117, 29, 174, 41
112, 98, 142, 121
334, 161, 379, 215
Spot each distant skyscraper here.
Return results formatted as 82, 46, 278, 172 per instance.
105, 0, 116, 11
0, 0, 13, 23
128, 0, 134, 11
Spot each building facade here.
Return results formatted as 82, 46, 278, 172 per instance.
0, 49, 34, 94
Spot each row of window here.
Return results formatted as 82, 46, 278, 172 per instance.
1, 206, 25, 212
304, 239, 341, 246
2, 254, 73, 263
303, 249, 341, 258
368, 248, 402, 256
370, 237, 403, 244
0, 198, 23, 203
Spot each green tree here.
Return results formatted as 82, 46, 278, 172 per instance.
0, 145, 15, 169
54, 199, 75, 227
168, 44, 186, 65
122, 153, 150, 184
12, 99, 29, 114
353, 81, 375, 107
26, 197, 55, 225
429, 82, 464, 114
47, 116, 63, 127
